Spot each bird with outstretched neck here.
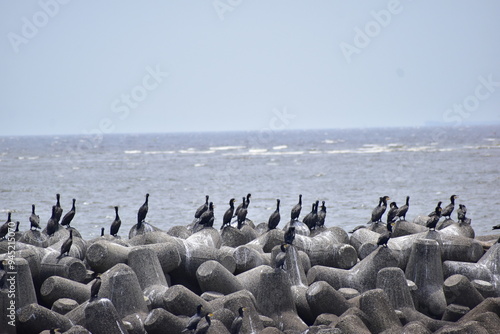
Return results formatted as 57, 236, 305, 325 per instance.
267, 199, 281, 230
61, 198, 76, 228
110, 206, 121, 237
30, 204, 41, 230
427, 206, 442, 230
230, 307, 247, 334
317, 200, 327, 228
182, 304, 204, 332
442, 195, 458, 219
46, 206, 59, 236
234, 193, 251, 218
237, 198, 248, 229
54, 194, 63, 223
386, 202, 398, 223
290, 194, 302, 221
195, 195, 209, 219
369, 196, 390, 224
57, 230, 73, 259
221, 198, 236, 229
396, 196, 410, 221
137, 193, 149, 229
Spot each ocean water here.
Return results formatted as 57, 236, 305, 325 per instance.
1, 126, 499, 240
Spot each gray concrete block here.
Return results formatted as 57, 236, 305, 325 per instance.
17, 303, 73, 333
405, 239, 447, 317
306, 281, 350, 317
444, 274, 484, 309
335, 314, 371, 334
163, 284, 212, 316
359, 289, 402, 333
196, 260, 244, 295
84, 298, 129, 334
377, 267, 415, 310
41, 275, 90, 305
51, 297, 78, 314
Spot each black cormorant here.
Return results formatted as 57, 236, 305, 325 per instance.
57, 230, 73, 259
61, 198, 76, 228
426, 206, 442, 230
195, 313, 213, 334
493, 224, 500, 230
442, 195, 458, 219
54, 194, 63, 223
275, 244, 290, 270
100, 227, 105, 237
110, 206, 121, 237
284, 226, 295, 245
195, 195, 209, 219
221, 198, 236, 229
230, 307, 246, 334
377, 222, 394, 247
237, 199, 248, 229
46, 206, 58, 236
137, 193, 149, 228
198, 202, 214, 227
290, 194, 302, 221
90, 275, 101, 301
369, 196, 390, 223
429, 201, 442, 217
30, 204, 41, 230
387, 202, 398, 223
302, 203, 316, 231
0, 213, 10, 240
267, 199, 281, 230
235, 194, 251, 218
396, 196, 410, 221
0, 260, 6, 289
457, 204, 467, 222
317, 201, 326, 227
182, 304, 204, 332
14, 221, 19, 233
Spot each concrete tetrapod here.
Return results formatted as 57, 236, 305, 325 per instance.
376, 267, 415, 311
405, 238, 447, 318
443, 274, 485, 309
307, 246, 399, 292
84, 298, 129, 334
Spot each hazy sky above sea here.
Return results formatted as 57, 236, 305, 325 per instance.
1, 1, 499, 136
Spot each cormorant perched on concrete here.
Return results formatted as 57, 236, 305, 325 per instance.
0, 213, 11, 240
377, 222, 394, 247
195, 195, 209, 219
387, 202, 398, 223
302, 203, 316, 231
396, 196, 410, 221
195, 313, 213, 334
267, 199, 281, 230
237, 199, 248, 229
457, 204, 467, 222
182, 304, 204, 332
317, 201, 326, 228
100, 227, 105, 237
90, 274, 101, 301
46, 206, 58, 236
429, 201, 442, 217
221, 198, 236, 229
198, 202, 214, 227
54, 194, 63, 223
442, 195, 458, 219
57, 230, 73, 259
235, 194, 251, 218
110, 206, 121, 237
30, 204, 41, 230
230, 307, 247, 334
426, 206, 442, 230
493, 224, 500, 230
137, 193, 149, 228
61, 198, 76, 228
284, 226, 295, 245
14, 221, 19, 233
275, 244, 290, 270
290, 194, 302, 221
369, 196, 390, 224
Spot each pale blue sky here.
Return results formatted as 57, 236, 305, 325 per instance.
1, 1, 499, 136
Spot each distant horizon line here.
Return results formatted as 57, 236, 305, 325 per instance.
1, 122, 499, 138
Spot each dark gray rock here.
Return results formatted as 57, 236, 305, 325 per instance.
84, 298, 129, 334
377, 267, 415, 311
358, 289, 402, 333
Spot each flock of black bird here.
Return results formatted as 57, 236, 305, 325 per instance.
0, 192, 496, 332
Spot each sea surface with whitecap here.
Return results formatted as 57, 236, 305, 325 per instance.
1, 125, 499, 239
